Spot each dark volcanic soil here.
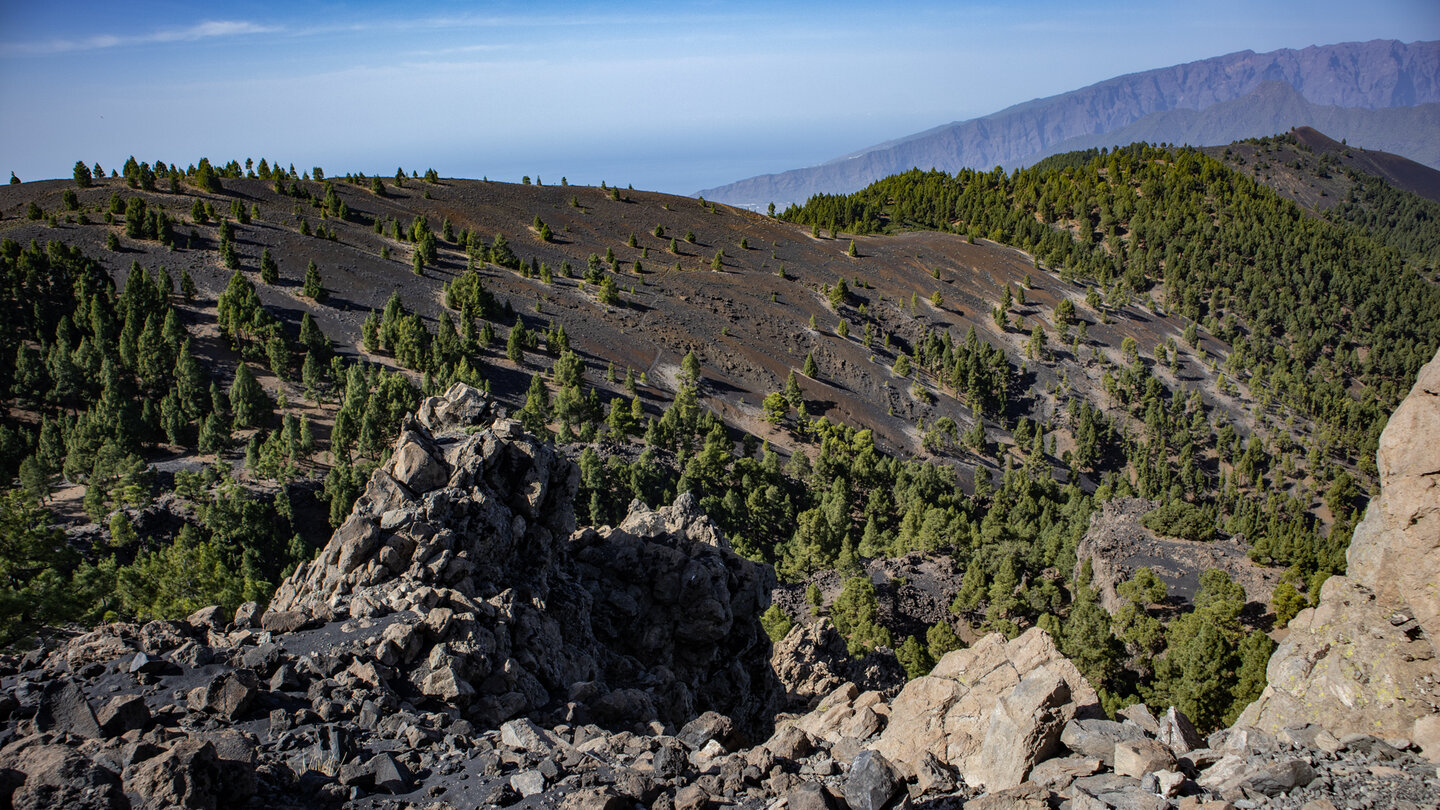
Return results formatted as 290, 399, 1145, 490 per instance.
0, 173, 1261, 475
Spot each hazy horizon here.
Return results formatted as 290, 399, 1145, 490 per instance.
3, 0, 1437, 195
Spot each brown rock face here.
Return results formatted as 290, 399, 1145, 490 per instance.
1238, 348, 1440, 762
1345, 349, 1440, 646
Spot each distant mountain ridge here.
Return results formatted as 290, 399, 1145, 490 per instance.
699, 39, 1440, 209
1045, 82, 1440, 169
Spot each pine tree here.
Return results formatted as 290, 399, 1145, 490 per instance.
518, 375, 551, 435
927, 621, 963, 661
193, 158, 221, 192
784, 371, 803, 407
831, 576, 892, 656
197, 411, 230, 453
260, 249, 279, 284
1027, 322, 1046, 361
803, 352, 818, 378
299, 415, 315, 454
507, 319, 527, 364
302, 262, 325, 301
266, 334, 292, 381
681, 351, 701, 389
229, 363, 270, 429
18, 456, 50, 503
301, 351, 325, 401
179, 268, 196, 302
597, 276, 619, 305
760, 604, 793, 642
896, 635, 934, 679
160, 391, 188, 446
298, 313, 327, 356
1055, 297, 1075, 325
73, 160, 93, 188
362, 310, 381, 353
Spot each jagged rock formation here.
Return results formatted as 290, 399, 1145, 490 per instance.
1238, 348, 1440, 761
769, 620, 905, 711
269, 383, 781, 736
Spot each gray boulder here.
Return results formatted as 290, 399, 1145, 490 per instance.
1155, 706, 1204, 755
1061, 718, 1148, 765
0, 742, 126, 810
186, 670, 259, 721
124, 739, 227, 810
843, 749, 902, 810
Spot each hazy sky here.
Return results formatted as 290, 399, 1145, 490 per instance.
2, 1, 1437, 194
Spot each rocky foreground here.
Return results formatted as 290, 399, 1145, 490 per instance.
3, 350, 1440, 809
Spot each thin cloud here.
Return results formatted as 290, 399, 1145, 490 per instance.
2, 19, 279, 57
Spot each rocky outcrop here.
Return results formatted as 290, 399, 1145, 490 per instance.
769, 620, 905, 711
1238, 348, 1440, 762
269, 383, 782, 736
1074, 497, 1281, 614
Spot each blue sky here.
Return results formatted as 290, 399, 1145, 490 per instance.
2, 1, 1437, 193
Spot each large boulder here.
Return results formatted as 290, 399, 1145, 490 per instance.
872, 627, 1101, 790
124, 739, 229, 810
770, 621, 853, 707
619, 492, 729, 550
843, 749, 903, 810
34, 680, 102, 740
1238, 349, 1440, 762
0, 740, 126, 810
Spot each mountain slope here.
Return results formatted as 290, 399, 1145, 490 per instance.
699, 39, 1440, 209
1199, 127, 1440, 263
1206, 125, 1440, 207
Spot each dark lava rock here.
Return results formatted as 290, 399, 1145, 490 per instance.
844, 749, 902, 810
678, 711, 738, 752
34, 680, 102, 740
187, 670, 259, 721
96, 694, 150, 737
